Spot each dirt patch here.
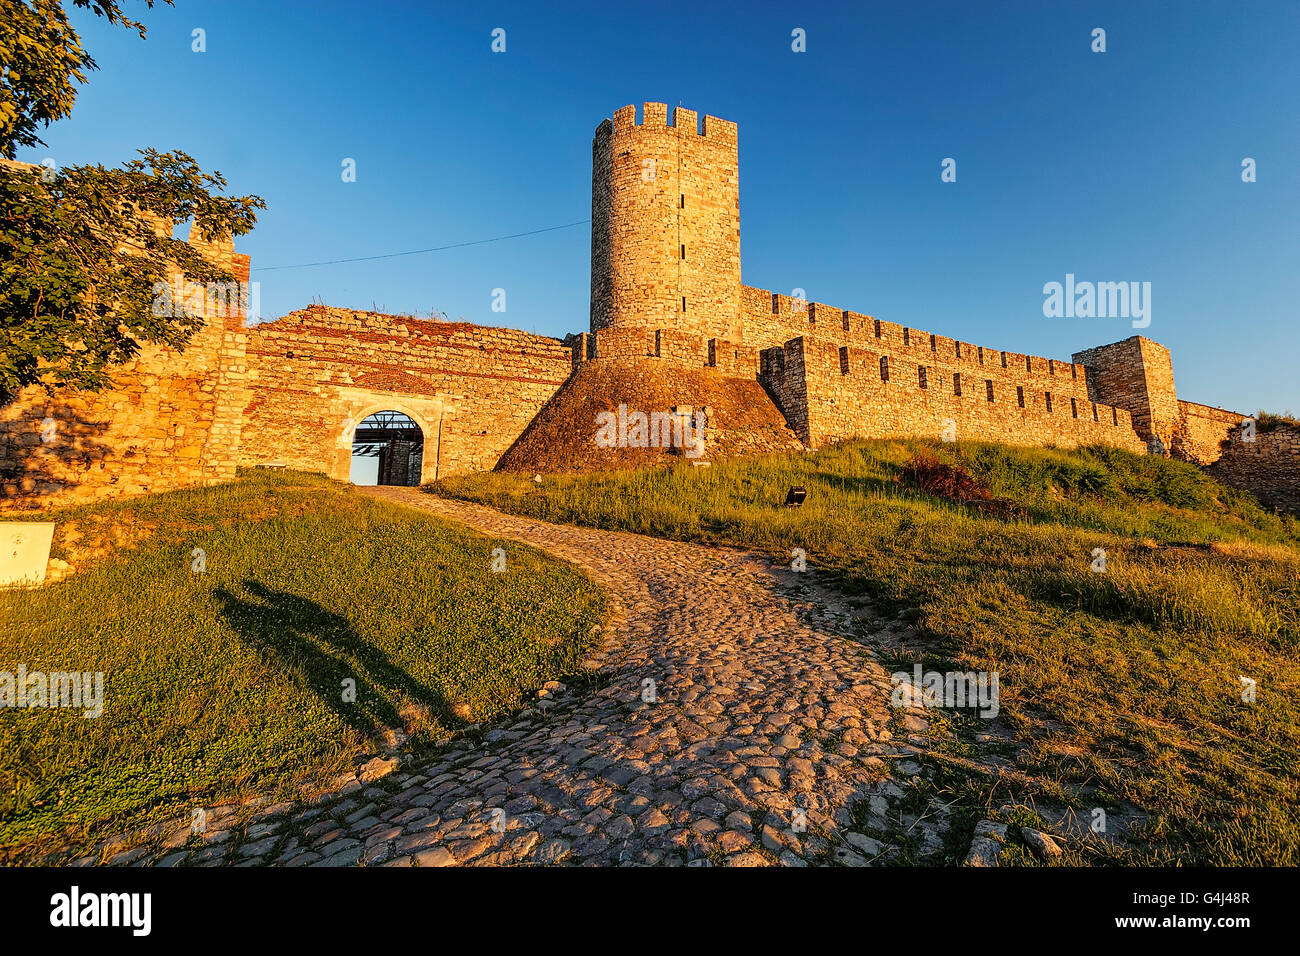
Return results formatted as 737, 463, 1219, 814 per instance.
47, 513, 158, 581
495, 359, 804, 474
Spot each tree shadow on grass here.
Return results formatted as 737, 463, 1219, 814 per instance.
214, 579, 449, 741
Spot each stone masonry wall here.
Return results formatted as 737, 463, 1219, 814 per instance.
590, 103, 742, 353
758, 339, 811, 443
1072, 337, 1181, 452
580, 102, 1223, 461
1207, 424, 1300, 513
593, 281, 1167, 454
0, 224, 249, 512
760, 335, 1144, 452
240, 306, 574, 481
5, 106, 1286, 509
1175, 400, 1243, 466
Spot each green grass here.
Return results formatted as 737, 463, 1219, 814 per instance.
1256, 409, 1300, 433
432, 439, 1300, 865
0, 470, 604, 859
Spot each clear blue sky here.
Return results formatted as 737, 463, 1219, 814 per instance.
21, 0, 1299, 414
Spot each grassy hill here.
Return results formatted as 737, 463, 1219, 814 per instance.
0, 470, 604, 860
433, 439, 1300, 865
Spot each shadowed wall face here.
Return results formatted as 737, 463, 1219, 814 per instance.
0, 225, 249, 512
1207, 424, 1300, 512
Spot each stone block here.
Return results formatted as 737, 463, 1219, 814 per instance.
0, 522, 55, 588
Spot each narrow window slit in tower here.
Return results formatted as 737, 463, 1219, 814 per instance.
680, 244, 685, 259
654, 330, 661, 357
771, 293, 779, 314
1016, 385, 1025, 408
842, 310, 850, 332
985, 379, 994, 403
1045, 392, 1053, 413
1071, 398, 1078, 418
918, 366, 927, 389
874, 318, 881, 339
953, 373, 962, 397
681, 296, 686, 313
880, 356, 889, 382
839, 347, 850, 376
903, 328, 910, 346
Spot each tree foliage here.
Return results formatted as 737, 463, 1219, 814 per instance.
1, 151, 263, 402
1, 0, 166, 158
0, 1, 265, 404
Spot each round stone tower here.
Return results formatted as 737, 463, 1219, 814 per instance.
589, 103, 742, 363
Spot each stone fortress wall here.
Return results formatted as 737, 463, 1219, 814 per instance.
1176, 399, 1250, 466
1207, 423, 1300, 513
1, 103, 1292, 513
589, 103, 742, 363
0, 218, 250, 511
239, 306, 575, 483
584, 103, 1242, 461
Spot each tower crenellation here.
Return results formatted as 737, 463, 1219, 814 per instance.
589, 103, 742, 361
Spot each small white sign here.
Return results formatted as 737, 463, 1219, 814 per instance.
1, 522, 55, 588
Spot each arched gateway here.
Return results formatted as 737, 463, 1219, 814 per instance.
349, 410, 424, 486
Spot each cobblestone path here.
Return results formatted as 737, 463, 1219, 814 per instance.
96, 487, 955, 867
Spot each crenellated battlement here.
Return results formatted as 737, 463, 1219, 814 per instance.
600, 102, 737, 140
756, 332, 1141, 450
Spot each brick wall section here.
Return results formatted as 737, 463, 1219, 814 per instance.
240, 306, 573, 481
1072, 337, 1181, 451
590, 103, 742, 353
1207, 425, 1300, 513
0, 224, 249, 512
1175, 400, 1243, 466
758, 336, 1144, 451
